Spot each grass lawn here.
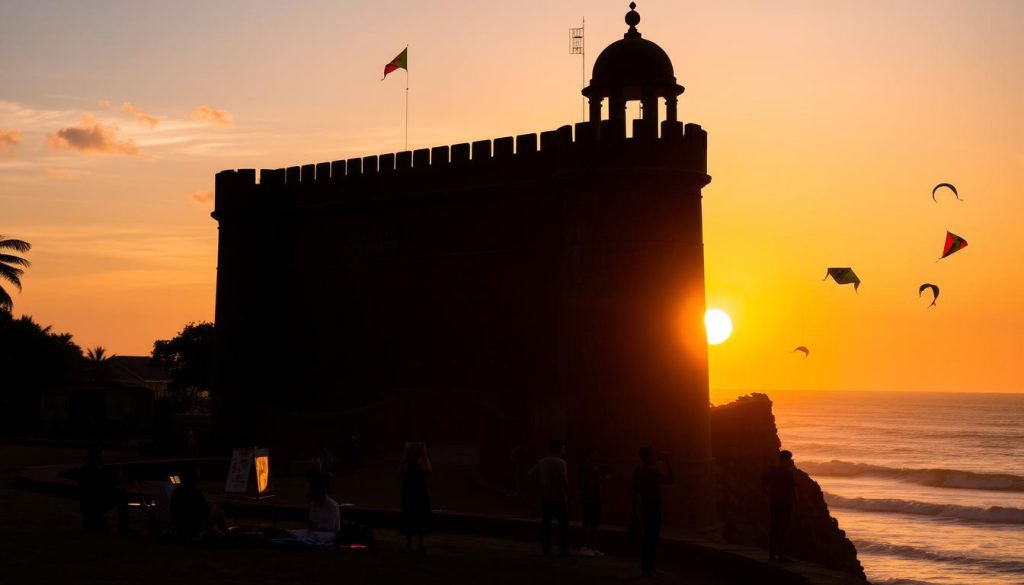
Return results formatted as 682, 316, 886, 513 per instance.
1, 444, 714, 584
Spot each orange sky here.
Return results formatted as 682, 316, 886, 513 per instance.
2, 0, 1022, 396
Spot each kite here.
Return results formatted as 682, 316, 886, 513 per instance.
940, 231, 968, 259
932, 183, 961, 202
918, 283, 939, 307
824, 267, 861, 292
793, 346, 809, 358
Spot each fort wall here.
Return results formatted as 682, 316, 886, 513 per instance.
212, 118, 716, 533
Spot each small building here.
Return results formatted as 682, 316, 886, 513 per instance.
40, 356, 171, 435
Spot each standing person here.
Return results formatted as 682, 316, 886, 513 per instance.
399, 442, 432, 553
632, 446, 674, 577
763, 449, 798, 562
578, 446, 607, 556
529, 438, 570, 558
78, 447, 117, 532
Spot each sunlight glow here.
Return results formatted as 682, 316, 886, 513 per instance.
705, 308, 733, 345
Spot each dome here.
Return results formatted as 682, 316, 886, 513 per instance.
590, 36, 677, 91
583, 3, 682, 100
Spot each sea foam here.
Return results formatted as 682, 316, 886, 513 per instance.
857, 539, 1024, 573
824, 493, 1024, 524
802, 459, 1024, 492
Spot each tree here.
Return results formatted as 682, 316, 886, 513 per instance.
0, 312, 84, 433
151, 322, 215, 408
86, 346, 116, 384
0, 235, 31, 313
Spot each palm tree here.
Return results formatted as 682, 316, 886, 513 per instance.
86, 346, 116, 385
0, 235, 31, 312
87, 346, 114, 364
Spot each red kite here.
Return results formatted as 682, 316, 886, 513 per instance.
940, 231, 968, 259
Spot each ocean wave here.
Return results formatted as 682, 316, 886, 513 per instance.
824, 493, 1024, 524
802, 460, 1024, 492
869, 579, 938, 585
857, 539, 1024, 573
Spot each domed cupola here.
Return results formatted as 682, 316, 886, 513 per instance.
582, 3, 684, 139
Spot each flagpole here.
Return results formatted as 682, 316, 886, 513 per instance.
581, 17, 585, 122
405, 45, 409, 151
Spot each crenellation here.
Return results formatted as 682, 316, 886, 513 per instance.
363, 155, 378, 175
301, 164, 316, 183
661, 120, 684, 141
413, 148, 430, 168
431, 145, 450, 165
216, 127, 709, 210
515, 133, 537, 155
472, 140, 491, 161
261, 168, 284, 186
237, 168, 256, 187
315, 162, 331, 182
451, 142, 470, 163
395, 150, 412, 170
331, 160, 346, 181
494, 136, 514, 158
347, 157, 362, 177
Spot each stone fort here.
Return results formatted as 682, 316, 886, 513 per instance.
213, 4, 716, 532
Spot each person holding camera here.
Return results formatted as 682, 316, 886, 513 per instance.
632, 446, 674, 577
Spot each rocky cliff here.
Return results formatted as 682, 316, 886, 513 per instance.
711, 393, 867, 580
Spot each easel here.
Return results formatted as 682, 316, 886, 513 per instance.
224, 447, 276, 528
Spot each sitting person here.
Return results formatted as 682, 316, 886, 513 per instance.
308, 484, 340, 533
170, 467, 227, 541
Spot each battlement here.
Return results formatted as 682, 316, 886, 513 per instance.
213, 119, 708, 215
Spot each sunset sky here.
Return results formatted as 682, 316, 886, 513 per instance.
2, 0, 1022, 397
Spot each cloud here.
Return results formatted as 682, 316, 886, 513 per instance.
46, 168, 77, 181
191, 106, 234, 128
45, 114, 141, 156
100, 100, 160, 129
0, 128, 22, 152
191, 189, 214, 203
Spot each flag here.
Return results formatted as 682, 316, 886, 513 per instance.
383, 48, 407, 80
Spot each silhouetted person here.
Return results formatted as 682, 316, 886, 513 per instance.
308, 483, 341, 533
341, 429, 360, 471
399, 442, 432, 553
78, 447, 117, 532
170, 467, 227, 541
633, 446, 673, 576
578, 446, 608, 556
763, 449, 798, 562
186, 427, 199, 457
530, 438, 569, 557
305, 455, 334, 500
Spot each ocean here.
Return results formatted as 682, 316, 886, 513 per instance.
770, 391, 1024, 585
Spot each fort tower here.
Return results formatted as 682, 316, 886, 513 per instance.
213, 3, 717, 532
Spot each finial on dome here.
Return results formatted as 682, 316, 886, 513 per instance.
625, 2, 641, 38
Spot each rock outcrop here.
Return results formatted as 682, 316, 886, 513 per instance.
711, 393, 866, 580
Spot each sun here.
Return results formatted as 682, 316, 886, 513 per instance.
704, 308, 733, 345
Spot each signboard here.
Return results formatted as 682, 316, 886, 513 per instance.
225, 447, 272, 496
254, 448, 271, 495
